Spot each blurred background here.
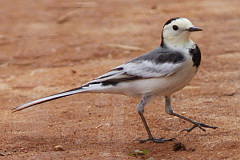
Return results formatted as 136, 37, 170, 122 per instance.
0, 0, 239, 159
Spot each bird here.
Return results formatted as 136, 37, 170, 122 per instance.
13, 17, 218, 143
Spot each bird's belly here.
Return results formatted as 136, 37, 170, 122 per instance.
118, 66, 197, 96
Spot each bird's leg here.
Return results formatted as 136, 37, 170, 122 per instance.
164, 96, 218, 133
135, 95, 175, 143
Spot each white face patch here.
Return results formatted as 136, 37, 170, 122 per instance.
162, 18, 196, 49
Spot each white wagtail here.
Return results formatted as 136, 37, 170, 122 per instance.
13, 17, 218, 143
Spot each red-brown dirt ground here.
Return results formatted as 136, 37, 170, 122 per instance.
0, 0, 239, 159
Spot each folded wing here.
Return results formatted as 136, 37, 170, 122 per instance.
84, 47, 185, 86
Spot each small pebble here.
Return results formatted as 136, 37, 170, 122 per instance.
54, 145, 64, 151
0, 153, 6, 156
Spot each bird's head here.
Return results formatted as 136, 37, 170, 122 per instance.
161, 17, 202, 49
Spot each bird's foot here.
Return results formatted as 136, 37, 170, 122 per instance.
135, 137, 175, 143
181, 122, 218, 133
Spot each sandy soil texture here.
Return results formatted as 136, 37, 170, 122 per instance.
0, 0, 239, 159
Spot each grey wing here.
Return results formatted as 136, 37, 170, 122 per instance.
123, 60, 184, 78
84, 47, 185, 85
123, 46, 185, 78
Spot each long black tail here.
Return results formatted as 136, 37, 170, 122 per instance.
12, 87, 85, 112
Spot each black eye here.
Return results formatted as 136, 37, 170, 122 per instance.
172, 25, 178, 31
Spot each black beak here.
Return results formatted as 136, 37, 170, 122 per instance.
187, 27, 203, 32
